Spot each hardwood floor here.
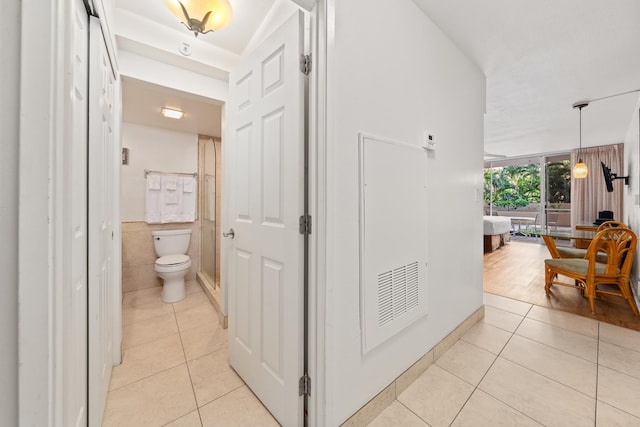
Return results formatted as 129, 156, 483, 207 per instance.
483, 239, 640, 331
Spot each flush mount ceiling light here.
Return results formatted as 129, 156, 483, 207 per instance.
161, 107, 184, 119
572, 101, 589, 179
165, 0, 233, 37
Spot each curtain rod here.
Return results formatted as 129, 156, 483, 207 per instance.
144, 169, 198, 178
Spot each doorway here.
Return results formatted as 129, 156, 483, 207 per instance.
484, 153, 573, 240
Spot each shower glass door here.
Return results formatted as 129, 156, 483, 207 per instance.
200, 137, 217, 288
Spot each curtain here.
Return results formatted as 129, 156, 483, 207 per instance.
571, 143, 624, 228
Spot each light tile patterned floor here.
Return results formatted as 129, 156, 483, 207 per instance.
102, 280, 278, 427
369, 292, 640, 426
105, 283, 640, 426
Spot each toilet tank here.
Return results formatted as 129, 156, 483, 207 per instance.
152, 229, 192, 257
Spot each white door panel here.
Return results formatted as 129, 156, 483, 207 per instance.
227, 10, 305, 427
64, 1, 89, 425
88, 16, 116, 427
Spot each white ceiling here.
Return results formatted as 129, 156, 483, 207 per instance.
114, 0, 277, 55
121, 77, 223, 137
414, 0, 640, 158
115, 0, 279, 136
116, 0, 640, 157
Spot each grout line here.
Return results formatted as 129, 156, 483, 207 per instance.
449, 321, 541, 426
173, 302, 203, 422
394, 400, 429, 425
510, 331, 597, 365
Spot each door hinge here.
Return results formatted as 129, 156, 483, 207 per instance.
300, 54, 311, 75
299, 374, 311, 396
299, 214, 312, 235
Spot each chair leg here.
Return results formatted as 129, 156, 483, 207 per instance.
585, 283, 596, 314
544, 267, 553, 295
619, 279, 640, 316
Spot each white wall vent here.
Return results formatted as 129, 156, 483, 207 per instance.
359, 133, 428, 354
377, 262, 420, 327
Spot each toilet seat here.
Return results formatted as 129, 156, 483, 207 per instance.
155, 254, 190, 267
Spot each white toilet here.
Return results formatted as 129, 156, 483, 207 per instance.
152, 229, 192, 303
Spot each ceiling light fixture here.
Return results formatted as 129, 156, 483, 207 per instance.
161, 107, 184, 119
572, 101, 589, 179
165, 0, 233, 37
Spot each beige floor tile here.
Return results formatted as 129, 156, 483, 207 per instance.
500, 335, 597, 397
483, 306, 524, 333
483, 292, 532, 316
599, 341, 640, 380
181, 321, 228, 361
368, 401, 428, 427
598, 366, 640, 418
185, 280, 204, 295
199, 386, 279, 427
102, 364, 197, 427
122, 311, 179, 349
110, 333, 186, 390
515, 317, 598, 362
479, 358, 595, 426
526, 305, 598, 338
123, 286, 163, 308
164, 410, 203, 427
461, 321, 512, 355
599, 322, 640, 353
596, 401, 640, 426
188, 348, 245, 407
175, 301, 218, 333
174, 289, 211, 313
435, 340, 496, 386
398, 364, 474, 427
451, 389, 542, 427
122, 298, 175, 327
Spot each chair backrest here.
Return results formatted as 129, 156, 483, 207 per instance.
597, 221, 628, 230
587, 228, 637, 275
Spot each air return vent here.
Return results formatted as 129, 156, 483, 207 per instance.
378, 262, 420, 327
359, 133, 428, 354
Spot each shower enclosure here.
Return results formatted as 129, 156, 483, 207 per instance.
198, 136, 221, 291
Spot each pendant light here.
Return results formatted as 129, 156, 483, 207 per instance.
165, 0, 233, 37
572, 101, 589, 179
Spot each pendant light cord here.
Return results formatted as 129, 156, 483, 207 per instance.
579, 106, 582, 160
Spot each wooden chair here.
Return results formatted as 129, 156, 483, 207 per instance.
544, 227, 639, 315
556, 221, 629, 262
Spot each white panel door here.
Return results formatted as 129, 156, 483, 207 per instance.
88, 16, 116, 427
226, 11, 305, 427
63, 1, 89, 425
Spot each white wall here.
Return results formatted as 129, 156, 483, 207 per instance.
0, 0, 19, 424
324, 0, 485, 423
118, 50, 229, 103
623, 98, 640, 302
121, 123, 198, 221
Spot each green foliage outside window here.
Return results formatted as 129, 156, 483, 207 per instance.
484, 161, 571, 209
547, 160, 571, 204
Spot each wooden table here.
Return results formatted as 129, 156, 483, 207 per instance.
575, 225, 597, 248
541, 229, 597, 259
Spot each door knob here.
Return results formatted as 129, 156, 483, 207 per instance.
223, 228, 235, 239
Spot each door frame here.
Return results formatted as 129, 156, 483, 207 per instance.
18, 0, 323, 425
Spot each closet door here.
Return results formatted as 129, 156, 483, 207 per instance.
88, 16, 117, 427
62, 0, 89, 425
